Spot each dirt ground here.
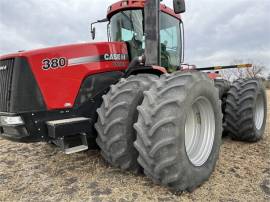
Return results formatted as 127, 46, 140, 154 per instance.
0, 92, 269, 202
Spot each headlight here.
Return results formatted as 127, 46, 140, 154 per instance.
0, 116, 24, 126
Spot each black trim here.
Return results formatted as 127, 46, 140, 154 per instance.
74, 71, 124, 108
8, 57, 46, 113
125, 62, 163, 77
126, 68, 164, 77
0, 71, 125, 143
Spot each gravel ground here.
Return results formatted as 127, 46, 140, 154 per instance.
0, 92, 269, 202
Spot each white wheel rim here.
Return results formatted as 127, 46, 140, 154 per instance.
254, 94, 264, 130
185, 97, 215, 167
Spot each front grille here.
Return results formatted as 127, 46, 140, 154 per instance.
0, 59, 14, 112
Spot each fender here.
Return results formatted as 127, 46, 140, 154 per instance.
152, 65, 167, 74
125, 57, 167, 77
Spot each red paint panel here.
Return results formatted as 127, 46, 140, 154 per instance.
1, 42, 129, 110
152, 65, 167, 74
208, 73, 219, 80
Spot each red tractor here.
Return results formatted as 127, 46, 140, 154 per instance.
0, 0, 267, 191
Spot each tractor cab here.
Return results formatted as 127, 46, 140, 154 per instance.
92, 0, 185, 72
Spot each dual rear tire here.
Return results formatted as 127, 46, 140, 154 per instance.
224, 79, 267, 142
214, 78, 267, 142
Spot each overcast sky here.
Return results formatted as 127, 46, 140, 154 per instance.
0, 0, 269, 72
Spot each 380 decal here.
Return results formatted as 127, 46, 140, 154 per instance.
42, 58, 67, 70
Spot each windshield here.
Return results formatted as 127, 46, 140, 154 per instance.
110, 10, 182, 71
110, 10, 144, 59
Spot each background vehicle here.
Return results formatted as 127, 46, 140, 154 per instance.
0, 0, 267, 191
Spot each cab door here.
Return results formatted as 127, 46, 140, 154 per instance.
160, 13, 183, 72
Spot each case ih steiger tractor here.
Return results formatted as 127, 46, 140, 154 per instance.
0, 0, 267, 191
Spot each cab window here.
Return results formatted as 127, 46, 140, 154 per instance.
160, 13, 182, 72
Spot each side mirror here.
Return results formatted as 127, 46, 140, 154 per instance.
97, 18, 108, 23
173, 0, 186, 14
90, 18, 108, 40
91, 27, 96, 40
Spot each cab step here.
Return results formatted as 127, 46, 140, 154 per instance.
46, 117, 92, 154
47, 117, 91, 139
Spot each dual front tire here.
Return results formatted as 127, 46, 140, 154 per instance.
94, 74, 158, 172
134, 72, 222, 191
95, 72, 222, 191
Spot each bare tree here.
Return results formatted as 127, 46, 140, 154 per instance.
220, 69, 234, 81
245, 63, 265, 78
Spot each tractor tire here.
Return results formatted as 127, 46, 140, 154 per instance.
214, 79, 231, 132
134, 71, 222, 192
224, 79, 267, 142
95, 74, 158, 173
214, 79, 230, 99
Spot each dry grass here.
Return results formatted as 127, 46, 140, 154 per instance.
0, 92, 269, 202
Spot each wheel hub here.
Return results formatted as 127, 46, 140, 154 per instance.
254, 94, 264, 130
185, 97, 215, 167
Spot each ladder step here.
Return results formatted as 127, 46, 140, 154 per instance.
64, 145, 89, 154
52, 133, 89, 154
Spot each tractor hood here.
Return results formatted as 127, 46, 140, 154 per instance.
0, 42, 129, 66
0, 42, 129, 110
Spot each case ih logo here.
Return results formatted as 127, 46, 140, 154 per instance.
0, 65, 7, 71
104, 54, 127, 61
